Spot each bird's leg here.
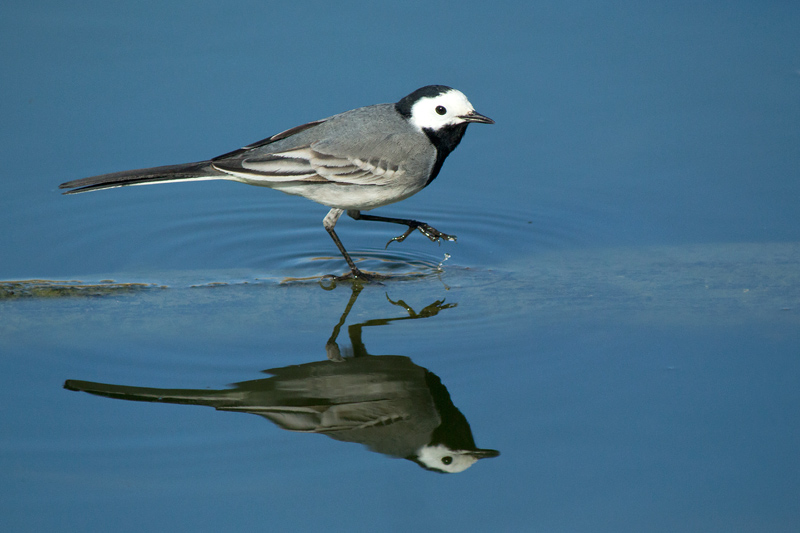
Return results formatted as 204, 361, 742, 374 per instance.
323, 208, 384, 282
325, 284, 363, 361
347, 210, 457, 248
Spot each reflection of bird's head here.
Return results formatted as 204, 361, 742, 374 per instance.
412, 444, 500, 474
404, 370, 499, 473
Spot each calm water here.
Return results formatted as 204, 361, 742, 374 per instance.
2, 2, 800, 531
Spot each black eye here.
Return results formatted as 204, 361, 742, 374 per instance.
435, 105, 447, 115
441, 456, 453, 465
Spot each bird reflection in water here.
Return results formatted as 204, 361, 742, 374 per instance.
64, 285, 499, 473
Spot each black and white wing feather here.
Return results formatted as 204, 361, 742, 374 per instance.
212, 145, 406, 185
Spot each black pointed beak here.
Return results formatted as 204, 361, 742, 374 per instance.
469, 448, 500, 459
460, 110, 495, 124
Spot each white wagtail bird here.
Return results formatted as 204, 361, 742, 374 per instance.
59, 85, 494, 281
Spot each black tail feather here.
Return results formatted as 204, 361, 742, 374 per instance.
59, 161, 223, 194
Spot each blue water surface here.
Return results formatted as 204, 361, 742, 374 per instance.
2, 1, 799, 532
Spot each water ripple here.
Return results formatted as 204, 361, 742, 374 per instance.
49, 184, 619, 279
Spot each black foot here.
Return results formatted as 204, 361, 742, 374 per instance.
322, 268, 388, 285
386, 223, 457, 248
386, 295, 457, 318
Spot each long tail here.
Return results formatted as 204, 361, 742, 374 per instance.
59, 161, 230, 194
63, 379, 241, 408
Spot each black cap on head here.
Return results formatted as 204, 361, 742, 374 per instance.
395, 85, 454, 117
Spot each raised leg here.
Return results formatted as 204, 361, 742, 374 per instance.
347, 210, 457, 248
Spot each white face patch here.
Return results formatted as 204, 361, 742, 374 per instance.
416, 444, 481, 473
409, 89, 477, 131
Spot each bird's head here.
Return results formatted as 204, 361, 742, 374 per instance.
396, 85, 494, 132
